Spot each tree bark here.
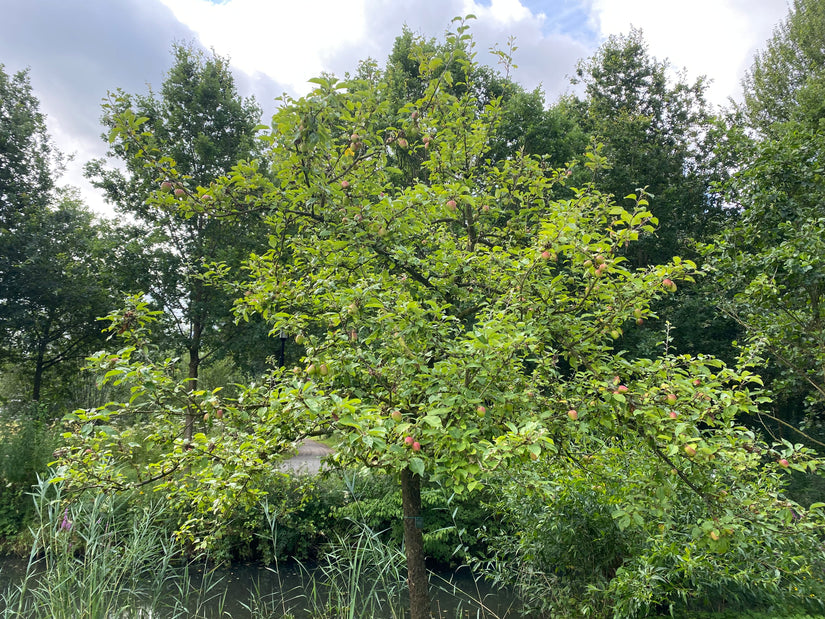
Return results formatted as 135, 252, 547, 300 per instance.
401, 467, 430, 619
183, 320, 202, 442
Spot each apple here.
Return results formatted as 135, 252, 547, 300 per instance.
295, 334, 305, 345
567, 409, 578, 420
350, 133, 359, 141
341, 180, 350, 189
203, 413, 210, 422
423, 135, 432, 148
709, 530, 720, 541
411, 111, 419, 120
541, 250, 551, 260
481, 204, 490, 212
174, 188, 185, 197
595, 255, 605, 265
778, 458, 789, 468
616, 385, 629, 393
583, 259, 593, 268
404, 436, 414, 446
412, 441, 421, 452
319, 364, 329, 376
667, 393, 677, 404
636, 318, 644, 326
662, 278, 677, 292
306, 363, 316, 375
160, 181, 173, 192
634, 308, 643, 319
397, 137, 408, 149
684, 444, 697, 457
391, 410, 403, 422
692, 378, 701, 386
446, 199, 457, 211
669, 411, 678, 419
610, 329, 622, 339
215, 409, 224, 419
477, 405, 486, 418
201, 194, 212, 201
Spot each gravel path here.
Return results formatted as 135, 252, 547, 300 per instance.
279, 439, 334, 475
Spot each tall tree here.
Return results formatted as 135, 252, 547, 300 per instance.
711, 0, 825, 429
743, 0, 825, 135
86, 44, 268, 439
0, 66, 116, 408
0, 190, 116, 404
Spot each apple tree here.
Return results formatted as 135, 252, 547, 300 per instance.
56, 19, 825, 617
219, 21, 825, 616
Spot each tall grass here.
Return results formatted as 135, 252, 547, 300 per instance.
0, 476, 180, 618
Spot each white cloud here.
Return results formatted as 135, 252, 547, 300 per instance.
587, 0, 789, 105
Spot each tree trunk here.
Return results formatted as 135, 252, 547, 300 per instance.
183, 321, 203, 442
401, 467, 430, 619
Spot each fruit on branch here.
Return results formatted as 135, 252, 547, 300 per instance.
567, 409, 578, 420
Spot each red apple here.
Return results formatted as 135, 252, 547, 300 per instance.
341, 180, 350, 189
446, 199, 457, 211
412, 441, 421, 452
567, 409, 578, 420
778, 458, 789, 468
477, 405, 486, 418
669, 411, 678, 419
616, 385, 629, 393
174, 188, 185, 197
397, 137, 408, 149
215, 409, 224, 419
404, 436, 414, 446
541, 250, 551, 260
160, 181, 173, 192
391, 410, 402, 422
667, 393, 677, 404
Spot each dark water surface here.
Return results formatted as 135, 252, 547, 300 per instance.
0, 556, 520, 617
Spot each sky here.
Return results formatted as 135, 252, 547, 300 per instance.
0, 0, 790, 216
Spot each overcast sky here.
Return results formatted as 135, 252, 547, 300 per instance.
0, 0, 790, 215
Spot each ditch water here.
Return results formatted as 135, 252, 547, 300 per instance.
0, 556, 520, 618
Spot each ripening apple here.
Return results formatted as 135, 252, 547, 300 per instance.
319, 363, 329, 376
174, 188, 185, 197
778, 458, 789, 468
477, 405, 486, 418
669, 411, 678, 419
341, 180, 350, 189
616, 385, 629, 393
215, 409, 224, 419
391, 410, 403, 423
667, 393, 677, 404
306, 363, 317, 376
567, 409, 578, 420
404, 436, 414, 446
541, 250, 551, 260
397, 137, 408, 149
481, 204, 490, 213
412, 441, 421, 452
446, 199, 457, 211
295, 334, 306, 345
350, 133, 359, 142
684, 444, 697, 457
160, 181, 173, 192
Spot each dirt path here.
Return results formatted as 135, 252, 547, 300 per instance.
279, 439, 334, 475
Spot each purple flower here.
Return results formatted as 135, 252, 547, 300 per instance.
60, 508, 72, 532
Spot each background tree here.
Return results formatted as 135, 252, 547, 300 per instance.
0, 66, 119, 411
573, 29, 739, 361
710, 0, 825, 435
86, 44, 272, 439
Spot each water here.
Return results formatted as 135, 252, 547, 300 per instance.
0, 556, 520, 618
